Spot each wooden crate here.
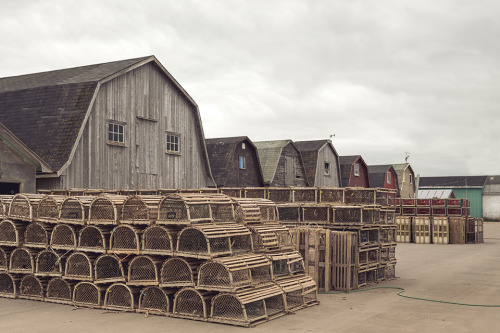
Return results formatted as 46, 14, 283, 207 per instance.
448, 217, 466, 244
475, 218, 484, 243
432, 217, 449, 244
330, 231, 358, 292
413, 217, 431, 244
395, 217, 411, 243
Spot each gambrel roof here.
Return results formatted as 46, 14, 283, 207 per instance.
339, 155, 368, 187
294, 140, 341, 185
0, 56, 215, 184
367, 164, 398, 188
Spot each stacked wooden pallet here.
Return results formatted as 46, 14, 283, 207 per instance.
0, 192, 318, 327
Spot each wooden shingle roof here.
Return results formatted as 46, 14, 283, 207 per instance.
253, 140, 291, 184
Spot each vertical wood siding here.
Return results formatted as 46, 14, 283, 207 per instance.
313, 146, 340, 187
271, 143, 307, 187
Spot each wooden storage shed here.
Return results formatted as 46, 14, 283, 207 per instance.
0, 56, 215, 191
205, 136, 264, 187
294, 139, 341, 187
392, 163, 416, 198
253, 140, 309, 187
339, 155, 370, 188
368, 165, 399, 192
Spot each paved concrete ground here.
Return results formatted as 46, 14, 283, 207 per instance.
1, 222, 499, 333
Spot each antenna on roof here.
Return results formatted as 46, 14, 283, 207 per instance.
405, 152, 410, 163
329, 134, 335, 139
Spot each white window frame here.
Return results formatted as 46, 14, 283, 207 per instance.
354, 163, 360, 176
166, 132, 180, 154
241, 142, 246, 150
324, 162, 330, 176
387, 171, 391, 184
107, 121, 126, 146
239, 156, 245, 169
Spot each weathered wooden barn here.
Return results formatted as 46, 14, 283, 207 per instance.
0, 56, 215, 190
392, 163, 416, 198
205, 136, 264, 187
0, 123, 52, 193
483, 176, 500, 221
339, 155, 370, 188
253, 140, 309, 187
294, 140, 341, 187
368, 165, 399, 192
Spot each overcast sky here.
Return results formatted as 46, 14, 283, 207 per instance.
1, 0, 498, 177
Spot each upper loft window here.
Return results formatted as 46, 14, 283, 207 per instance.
354, 163, 360, 176
108, 123, 124, 144
324, 162, 330, 176
387, 171, 391, 184
166, 133, 180, 154
239, 156, 245, 169
242, 142, 246, 150
409, 174, 413, 184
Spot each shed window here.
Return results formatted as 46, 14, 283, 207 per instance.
324, 162, 330, 176
354, 163, 360, 176
108, 123, 124, 144
166, 133, 180, 153
409, 174, 413, 184
239, 156, 245, 169
387, 171, 391, 184
242, 142, 246, 150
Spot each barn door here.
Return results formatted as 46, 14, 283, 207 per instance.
135, 119, 158, 175
285, 156, 295, 186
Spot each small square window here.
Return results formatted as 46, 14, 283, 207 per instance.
387, 171, 391, 184
324, 162, 330, 175
354, 163, 360, 176
242, 142, 246, 150
239, 156, 245, 169
108, 123, 124, 144
166, 133, 180, 153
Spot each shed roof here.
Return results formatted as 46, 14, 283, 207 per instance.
418, 189, 454, 199
368, 165, 397, 188
419, 176, 488, 188
253, 140, 291, 184
295, 140, 340, 185
339, 155, 364, 187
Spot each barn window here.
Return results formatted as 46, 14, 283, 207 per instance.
242, 142, 246, 150
409, 174, 413, 184
387, 171, 391, 184
108, 123, 124, 144
324, 163, 330, 175
354, 163, 360, 176
166, 133, 180, 154
239, 156, 245, 169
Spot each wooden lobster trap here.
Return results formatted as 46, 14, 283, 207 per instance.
104, 283, 140, 311
19, 274, 48, 301
276, 204, 302, 224
413, 217, 431, 244
449, 217, 466, 244
127, 255, 160, 286
8, 193, 45, 222
121, 195, 162, 225
35, 249, 64, 277
210, 284, 286, 327
109, 225, 141, 254
172, 287, 216, 321
0, 195, 14, 219
137, 286, 175, 315
248, 224, 294, 253
59, 196, 94, 225
432, 217, 449, 244
73, 281, 105, 308
197, 254, 273, 292
292, 187, 317, 203
301, 204, 332, 224
379, 225, 397, 243
9, 247, 35, 274
318, 187, 345, 204
331, 231, 358, 292
377, 261, 397, 282
206, 194, 236, 223
176, 224, 252, 259
219, 187, 242, 198
77, 225, 110, 253
375, 189, 389, 207
45, 277, 73, 304
64, 252, 95, 281
275, 274, 318, 311
264, 251, 305, 279
268, 188, 292, 203
88, 195, 127, 225
232, 198, 277, 225
141, 225, 175, 255
396, 217, 412, 243
357, 265, 377, 289
379, 243, 397, 263
0, 219, 25, 247
50, 224, 78, 250
159, 257, 202, 288
362, 205, 381, 224
332, 206, 363, 225
345, 188, 376, 205
0, 272, 19, 298
0, 247, 9, 271
36, 195, 65, 223
358, 245, 380, 267
243, 187, 267, 199
23, 222, 52, 249
157, 193, 212, 225
94, 254, 127, 284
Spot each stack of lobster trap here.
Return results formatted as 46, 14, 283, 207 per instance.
0, 192, 318, 327
395, 198, 483, 244
218, 187, 398, 292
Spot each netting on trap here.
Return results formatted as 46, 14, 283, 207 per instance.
275, 274, 318, 311
243, 188, 267, 199
9, 247, 34, 274
219, 188, 242, 198
345, 188, 376, 205
0, 219, 24, 246
292, 188, 317, 203
94, 254, 126, 284
104, 283, 139, 311
176, 224, 251, 259
268, 188, 292, 203
158, 193, 212, 225
173, 287, 214, 320
387, 191, 397, 207
210, 201, 235, 223
0, 272, 18, 298
59, 196, 93, 225
0, 247, 9, 271
301, 205, 332, 223
50, 224, 77, 250
46, 277, 73, 304
362, 206, 381, 224
159, 257, 201, 287
138, 286, 174, 315
19, 274, 46, 300
109, 225, 140, 254
35, 249, 63, 277
24, 222, 51, 249
264, 251, 305, 278
380, 244, 396, 263
318, 188, 344, 204
277, 205, 301, 222
249, 224, 294, 252
375, 190, 389, 207
127, 255, 160, 286
141, 225, 174, 255
357, 266, 377, 289
64, 252, 94, 281
77, 225, 109, 253
210, 284, 285, 326
8, 194, 44, 221
121, 195, 161, 225
89, 195, 127, 225
73, 281, 104, 308
332, 206, 362, 225
36, 195, 65, 223
197, 254, 272, 292
358, 246, 379, 266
